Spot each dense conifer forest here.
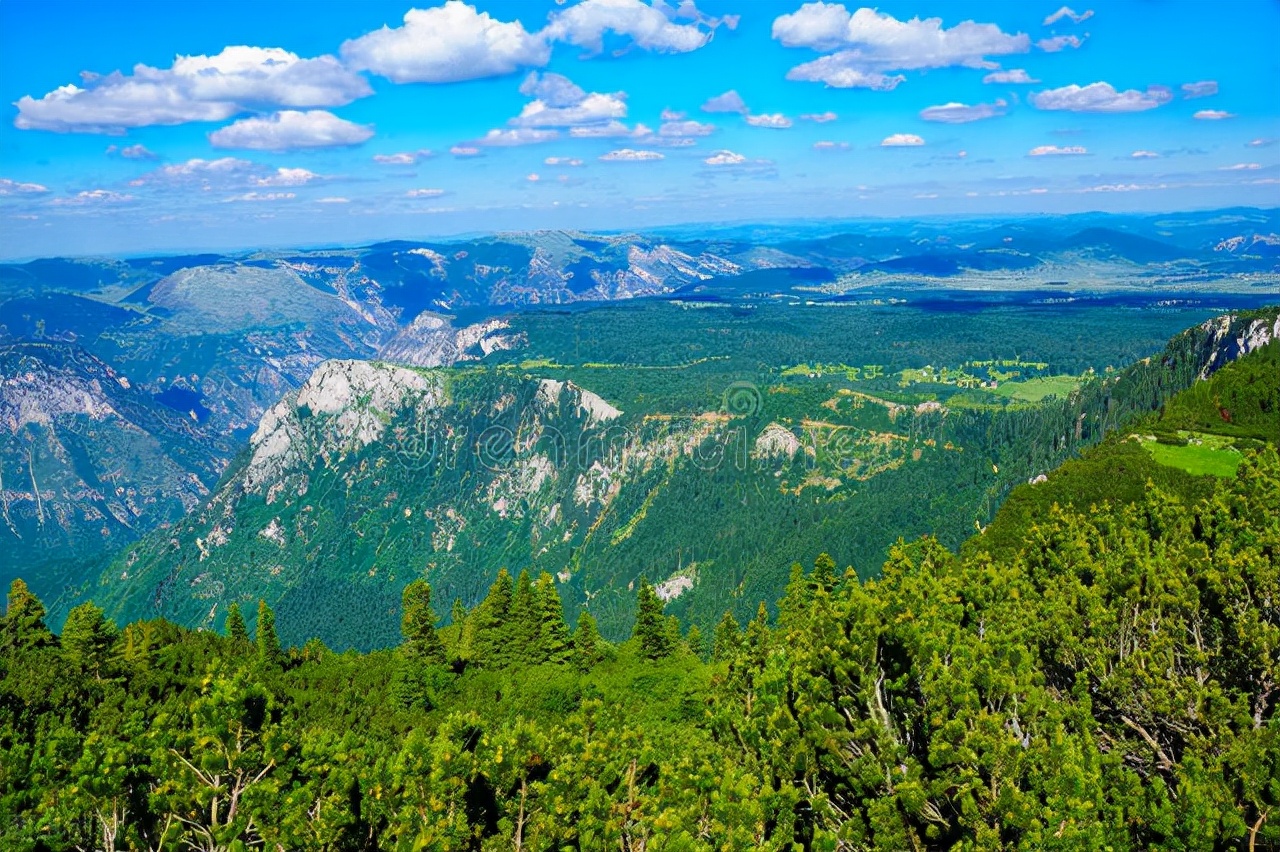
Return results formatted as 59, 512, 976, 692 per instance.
2, 340, 1277, 849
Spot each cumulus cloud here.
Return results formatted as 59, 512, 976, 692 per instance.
800, 111, 838, 122
812, 140, 850, 151
1181, 81, 1218, 99
53, 189, 134, 205
450, 145, 483, 157
406, 187, 447, 196
983, 68, 1038, 84
224, 191, 295, 202
341, 2, 549, 83
568, 120, 652, 138
474, 128, 559, 146
881, 133, 924, 146
255, 167, 321, 186
545, 156, 584, 166
745, 113, 793, 128
774, 5, 1029, 89
599, 148, 664, 161
704, 149, 747, 165
16, 46, 370, 133
0, 178, 49, 195
106, 143, 157, 160
660, 108, 685, 120
1043, 6, 1093, 25
1031, 82, 1172, 113
1194, 109, 1234, 120
919, 99, 1006, 123
526, 173, 541, 182
544, 0, 731, 55
701, 90, 749, 113
1131, 150, 1160, 158
510, 73, 628, 129
1036, 34, 1084, 52
209, 110, 374, 150
373, 150, 431, 164
659, 119, 716, 137
1028, 144, 1087, 155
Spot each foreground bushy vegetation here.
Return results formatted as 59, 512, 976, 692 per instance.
3, 437, 1278, 849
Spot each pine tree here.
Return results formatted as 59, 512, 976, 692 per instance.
60, 602, 117, 679
534, 572, 571, 664
1, 578, 52, 653
225, 603, 249, 647
450, 598, 466, 628
686, 624, 706, 660
572, 610, 603, 671
813, 552, 837, 591
510, 569, 540, 665
401, 579, 446, 665
713, 610, 741, 663
465, 568, 514, 666
256, 600, 283, 666
633, 580, 670, 660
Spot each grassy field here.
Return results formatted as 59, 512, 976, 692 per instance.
1140, 432, 1243, 478
989, 375, 1082, 402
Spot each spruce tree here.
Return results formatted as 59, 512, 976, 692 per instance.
813, 552, 837, 591
401, 579, 446, 665
534, 572, 571, 664
256, 600, 283, 666
225, 603, 249, 647
2, 578, 51, 653
572, 610, 603, 671
510, 569, 540, 665
466, 568, 514, 666
713, 610, 741, 663
633, 580, 670, 660
686, 624, 706, 660
60, 602, 117, 679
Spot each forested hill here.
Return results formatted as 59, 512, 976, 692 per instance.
1, 340, 1278, 849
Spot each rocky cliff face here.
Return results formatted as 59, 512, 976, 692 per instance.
0, 343, 225, 598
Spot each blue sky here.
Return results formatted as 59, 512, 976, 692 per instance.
0, 0, 1277, 258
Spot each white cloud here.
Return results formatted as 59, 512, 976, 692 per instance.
526, 173, 541, 182
1248, 138, 1277, 147
800, 111, 838, 122
599, 148, 664, 161
745, 113, 793, 128
255, 167, 321, 186
545, 156, 585, 166
0, 178, 50, 195
1181, 81, 1218, 99
983, 68, 1038, 84
1131, 150, 1160, 158
1194, 109, 1234, 120
568, 120, 652, 138
659, 119, 716, 137
704, 149, 747, 165
1028, 144, 1087, 155
209, 110, 374, 150
16, 46, 370, 133
544, 0, 725, 55
1220, 162, 1261, 170
474, 128, 559, 146
919, 99, 1006, 123
316, 196, 350, 203
1083, 184, 1146, 193
701, 90, 749, 114
341, 2, 549, 84
224, 191, 295, 202
660, 108, 685, 121
406, 187, 447, 196
784, 56, 906, 90
773, 5, 1029, 89
881, 133, 925, 147
1031, 82, 1173, 113
1043, 6, 1093, 25
53, 189, 133, 205
1036, 34, 1084, 52
450, 145, 483, 157
812, 140, 850, 151
373, 150, 431, 164
106, 143, 157, 160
